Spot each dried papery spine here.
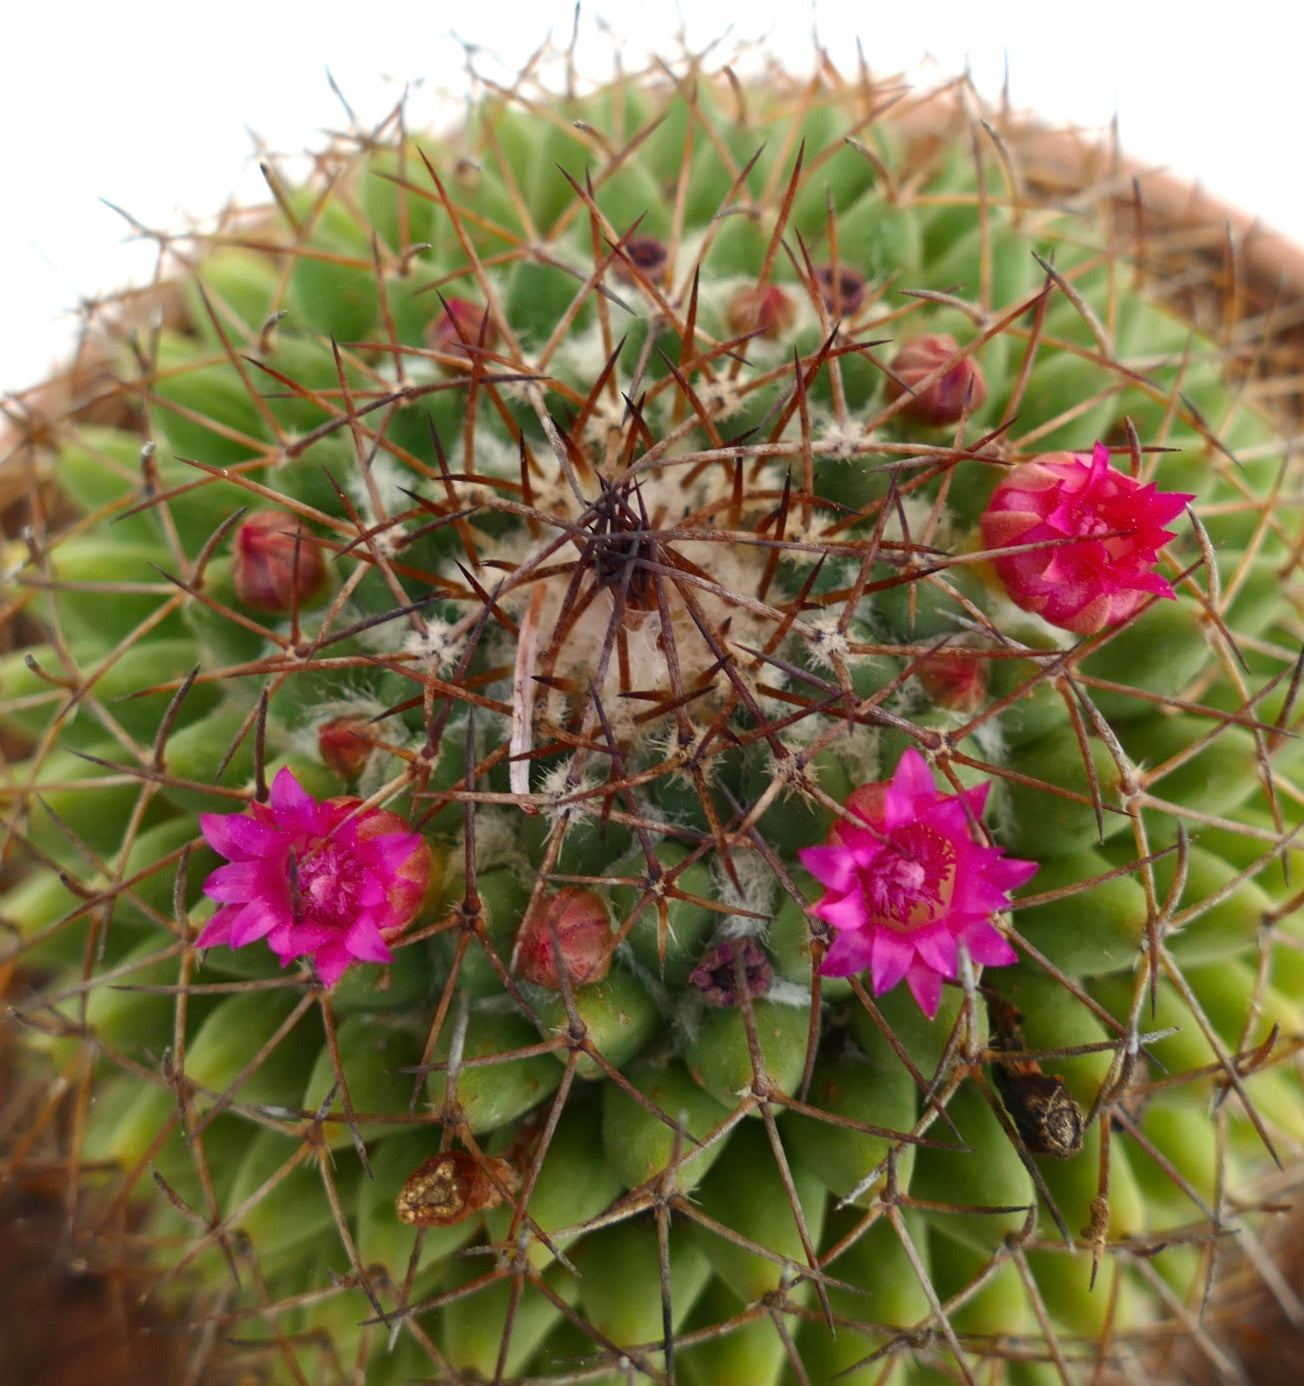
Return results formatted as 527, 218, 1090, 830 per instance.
1, 41, 1303, 1386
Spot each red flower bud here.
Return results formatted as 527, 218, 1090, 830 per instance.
232, 511, 326, 613
427, 297, 496, 361
726, 284, 796, 341
317, 718, 379, 780
515, 887, 613, 990
914, 639, 991, 713
885, 334, 987, 426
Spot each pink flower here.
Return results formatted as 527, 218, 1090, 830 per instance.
196, 767, 431, 988
797, 750, 1037, 1018
980, 442, 1194, 635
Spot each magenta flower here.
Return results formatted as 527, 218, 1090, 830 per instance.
797, 750, 1037, 1018
979, 442, 1194, 635
196, 767, 431, 987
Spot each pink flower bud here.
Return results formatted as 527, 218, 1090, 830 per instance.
196, 768, 432, 988
980, 442, 1195, 635
317, 718, 378, 780
515, 887, 613, 990
427, 297, 496, 361
726, 284, 796, 340
613, 234, 668, 285
233, 511, 327, 613
812, 265, 867, 317
884, 334, 987, 426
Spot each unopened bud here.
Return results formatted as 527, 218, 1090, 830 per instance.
812, 265, 866, 317
914, 638, 990, 713
614, 234, 668, 285
232, 510, 326, 613
317, 718, 378, 780
726, 284, 796, 341
885, 334, 987, 426
515, 887, 613, 990
427, 297, 496, 361
690, 937, 772, 1007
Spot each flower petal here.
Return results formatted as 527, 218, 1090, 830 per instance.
228, 897, 288, 948
869, 928, 915, 996
904, 959, 944, 1019
820, 927, 876, 978
912, 923, 959, 979
798, 844, 862, 894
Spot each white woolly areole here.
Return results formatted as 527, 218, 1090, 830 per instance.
712, 850, 778, 934
342, 449, 412, 535
802, 613, 851, 670
818, 418, 877, 461
453, 806, 531, 876
401, 616, 467, 673
453, 428, 523, 482
495, 462, 789, 748
536, 759, 601, 830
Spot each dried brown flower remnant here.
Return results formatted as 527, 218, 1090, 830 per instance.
690, 937, 772, 1006
613, 234, 668, 285
812, 264, 866, 316
395, 1151, 519, 1228
987, 994, 1085, 1158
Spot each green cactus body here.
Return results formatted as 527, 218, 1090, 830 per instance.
3, 53, 1303, 1386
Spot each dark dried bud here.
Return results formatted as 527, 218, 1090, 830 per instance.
986, 994, 1085, 1159
395, 1150, 518, 1227
613, 234, 668, 285
233, 510, 326, 613
515, 887, 613, 990
427, 297, 496, 361
885, 333, 987, 426
690, 937, 772, 1006
812, 265, 867, 317
914, 638, 990, 714
317, 718, 378, 780
726, 284, 796, 341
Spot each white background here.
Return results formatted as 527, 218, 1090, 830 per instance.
3, 0, 1298, 398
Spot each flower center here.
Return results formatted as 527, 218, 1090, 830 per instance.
292, 836, 365, 930
860, 824, 955, 932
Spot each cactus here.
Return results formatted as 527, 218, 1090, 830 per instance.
3, 48, 1303, 1386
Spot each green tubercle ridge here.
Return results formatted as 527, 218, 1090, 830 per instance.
2, 44, 1303, 1386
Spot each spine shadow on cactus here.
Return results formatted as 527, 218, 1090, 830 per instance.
1, 42, 1303, 1386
